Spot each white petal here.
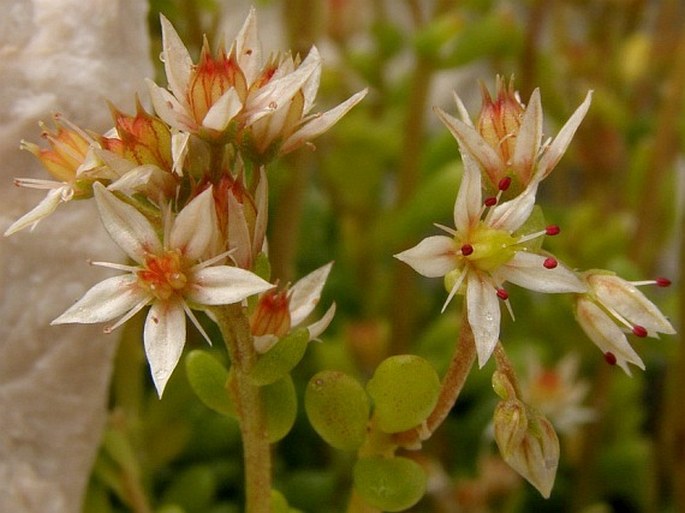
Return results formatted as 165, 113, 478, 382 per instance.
467, 272, 501, 367
93, 183, 161, 262
498, 252, 586, 293
171, 187, 216, 260
434, 106, 504, 186
301, 46, 323, 115
159, 15, 193, 100
487, 180, 538, 233
144, 299, 187, 397
536, 91, 593, 181
234, 7, 262, 85
171, 131, 190, 176
254, 334, 279, 354
52, 275, 148, 325
4, 187, 68, 236
453, 154, 483, 233
280, 88, 368, 154
252, 167, 268, 255
227, 190, 253, 269
575, 298, 644, 374
202, 88, 243, 131
589, 274, 676, 335
453, 91, 474, 126
146, 78, 194, 131
289, 262, 333, 327
394, 236, 457, 278
511, 88, 542, 184
187, 266, 273, 305
307, 303, 336, 340
108, 164, 175, 199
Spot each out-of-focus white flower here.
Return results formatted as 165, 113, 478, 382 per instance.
395, 156, 585, 367
575, 271, 675, 374
250, 262, 336, 353
52, 184, 273, 395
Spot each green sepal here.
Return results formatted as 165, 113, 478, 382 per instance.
185, 350, 236, 418
305, 370, 370, 451
353, 456, 427, 512
248, 328, 310, 386
263, 376, 298, 443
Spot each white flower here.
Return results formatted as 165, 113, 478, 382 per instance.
251, 262, 336, 353
395, 156, 586, 367
435, 79, 592, 191
575, 271, 675, 374
52, 183, 273, 396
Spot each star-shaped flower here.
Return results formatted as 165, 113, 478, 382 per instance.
52, 183, 273, 396
395, 156, 586, 366
435, 77, 592, 193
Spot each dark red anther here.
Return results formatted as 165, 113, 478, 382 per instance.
655, 277, 671, 287
498, 176, 512, 191
543, 257, 558, 269
496, 288, 509, 300
461, 244, 474, 256
604, 352, 617, 366
545, 225, 560, 236
632, 325, 648, 338
484, 196, 498, 207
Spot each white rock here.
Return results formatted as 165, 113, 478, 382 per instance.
0, 1, 153, 512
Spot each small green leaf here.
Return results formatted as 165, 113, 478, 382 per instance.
185, 350, 235, 417
248, 328, 309, 386
367, 355, 441, 433
353, 456, 427, 511
263, 376, 298, 443
305, 370, 370, 451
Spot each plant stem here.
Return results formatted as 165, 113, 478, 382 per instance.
394, 308, 477, 448
213, 304, 272, 513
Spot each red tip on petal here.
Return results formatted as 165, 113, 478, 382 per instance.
604, 352, 617, 366
632, 325, 648, 338
655, 277, 671, 287
543, 257, 558, 269
496, 288, 509, 300
461, 244, 474, 256
498, 176, 512, 191
545, 225, 560, 236
484, 196, 498, 207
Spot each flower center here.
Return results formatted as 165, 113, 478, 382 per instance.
137, 250, 188, 301
457, 222, 518, 272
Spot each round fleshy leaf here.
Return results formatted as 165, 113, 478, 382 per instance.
263, 376, 297, 443
305, 370, 370, 451
353, 456, 427, 512
185, 350, 235, 417
367, 355, 440, 433
248, 328, 309, 386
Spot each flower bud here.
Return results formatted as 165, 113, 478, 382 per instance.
494, 399, 559, 498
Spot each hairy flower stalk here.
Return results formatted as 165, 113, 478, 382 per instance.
395, 155, 586, 366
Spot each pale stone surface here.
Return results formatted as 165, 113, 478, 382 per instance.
0, 1, 153, 511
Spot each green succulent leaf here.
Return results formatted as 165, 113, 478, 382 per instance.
185, 350, 236, 418
248, 328, 310, 386
353, 456, 427, 512
263, 376, 298, 443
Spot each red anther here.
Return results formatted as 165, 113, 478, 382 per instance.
484, 196, 498, 207
632, 325, 648, 338
545, 225, 560, 236
655, 277, 671, 287
543, 257, 558, 269
604, 352, 617, 366
496, 288, 509, 300
461, 244, 474, 256
498, 176, 512, 191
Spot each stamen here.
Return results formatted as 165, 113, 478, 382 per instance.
461, 244, 474, 256
498, 176, 512, 191
632, 325, 648, 338
545, 225, 560, 236
496, 288, 509, 300
655, 277, 671, 287
604, 352, 617, 366
543, 257, 558, 269
484, 196, 498, 207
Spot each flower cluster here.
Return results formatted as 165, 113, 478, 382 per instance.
6, 9, 364, 396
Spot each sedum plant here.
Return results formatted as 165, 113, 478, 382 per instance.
5, 5, 677, 513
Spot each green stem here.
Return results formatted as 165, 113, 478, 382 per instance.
213, 304, 272, 513
394, 308, 476, 448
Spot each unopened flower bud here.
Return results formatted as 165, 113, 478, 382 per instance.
250, 289, 292, 338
